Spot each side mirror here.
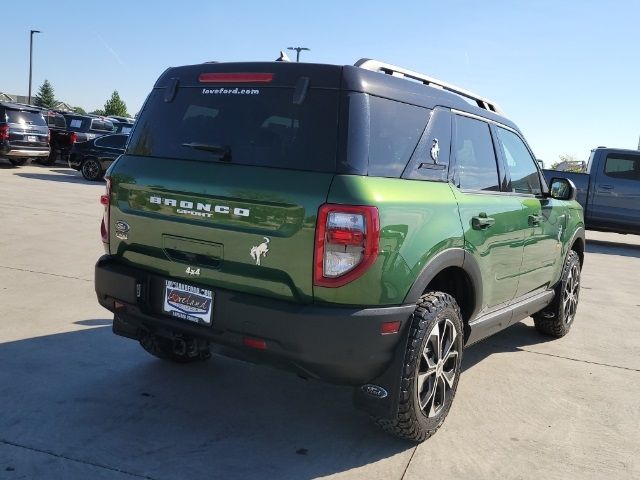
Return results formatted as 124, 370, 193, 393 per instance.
549, 177, 577, 201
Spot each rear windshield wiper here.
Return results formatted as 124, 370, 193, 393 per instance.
181, 142, 232, 161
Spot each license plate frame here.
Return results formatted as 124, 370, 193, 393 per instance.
162, 280, 213, 325
27, 135, 37, 142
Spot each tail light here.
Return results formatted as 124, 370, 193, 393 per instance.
48, 130, 51, 144
314, 204, 380, 287
70, 132, 78, 144
100, 177, 111, 249
0, 124, 9, 141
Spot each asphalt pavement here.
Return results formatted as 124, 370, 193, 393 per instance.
0, 161, 638, 480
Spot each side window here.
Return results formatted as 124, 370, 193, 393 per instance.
604, 154, 640, 181
95, 135, 126, 148
495, 127, 542, 195
368, 96, 430, 178
453, 115, 500, 191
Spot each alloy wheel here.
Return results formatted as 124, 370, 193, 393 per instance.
562, 263, 580, 324
82, 160, 100, 180
416, 317, 460, 418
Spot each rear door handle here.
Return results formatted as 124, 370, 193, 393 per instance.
472, 213, 495, 230
528, 213, 543, 226
599, 184, 614, 190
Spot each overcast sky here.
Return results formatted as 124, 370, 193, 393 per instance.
3, 0, 639, 165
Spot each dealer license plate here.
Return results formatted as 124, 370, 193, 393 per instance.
162, 280, 213, 325
27, 135, 37, 142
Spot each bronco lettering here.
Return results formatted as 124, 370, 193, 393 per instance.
150, 196, 250, 217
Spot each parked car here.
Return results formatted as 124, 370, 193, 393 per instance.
39, 109, 75, 165
69, 133, 127, 180
94, 59, 585, 442
61, 113, 115, 144
0, 101, 50, 166
110, 119, 134, 134
544, 147, 640, 235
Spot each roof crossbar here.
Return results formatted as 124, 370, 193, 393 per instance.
355, 58, 504, 115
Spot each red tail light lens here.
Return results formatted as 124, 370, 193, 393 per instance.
100, 177, 111, 247
0, 124, 9, 141
70, 132, 78, 144
314, 204, 380, 287
198, 72, 274, 83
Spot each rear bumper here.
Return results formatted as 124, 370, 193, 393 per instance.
1, 147, 50, 157
95, 256, 414, 386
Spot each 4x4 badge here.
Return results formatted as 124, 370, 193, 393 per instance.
250, 237, 270, 266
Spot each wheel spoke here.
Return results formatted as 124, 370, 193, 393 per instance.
417, 367, 436, 395
420, 375, 437, 410
442, 367, 456, 388
429, 376, 445, 417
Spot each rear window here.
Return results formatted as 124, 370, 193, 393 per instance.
90, 119, 115, 132
48, 114, 66, 129
5, 109, 46, 126
67, 117, 88, 131
127, 86, 339, 172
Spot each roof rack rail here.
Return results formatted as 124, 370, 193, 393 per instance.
355, 58, 504, 115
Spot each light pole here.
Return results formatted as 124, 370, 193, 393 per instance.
28, 29, 41, 105
287, 46, 310, 62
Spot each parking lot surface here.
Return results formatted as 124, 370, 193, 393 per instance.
1, 162, 638, 480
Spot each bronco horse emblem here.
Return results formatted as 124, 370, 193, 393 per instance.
250, 237, 270, 266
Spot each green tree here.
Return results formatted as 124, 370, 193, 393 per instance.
103, 90, 129, 117
90, 109, 106, 116
73, 106, 86, 115
551, 154, 585, 172
34, 79, 56, 108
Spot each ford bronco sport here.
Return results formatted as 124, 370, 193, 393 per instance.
94, 59, 585, 441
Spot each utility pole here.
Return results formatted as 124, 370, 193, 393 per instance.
287, 46, 310, 62
28, 29, 41, 104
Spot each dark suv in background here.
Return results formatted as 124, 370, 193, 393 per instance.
61, 113, 115, 143
0, 102, 50, 166
41, 109, 72, 165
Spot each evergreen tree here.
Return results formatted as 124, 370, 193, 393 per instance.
34, 80, 56, 108
103, 91, 129, 117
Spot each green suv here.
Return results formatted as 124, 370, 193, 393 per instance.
94, 59, 585, 441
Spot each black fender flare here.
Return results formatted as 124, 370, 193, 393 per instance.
403, 248, 483, 321
568, 225, 585, 265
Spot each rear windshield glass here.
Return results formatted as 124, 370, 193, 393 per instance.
127, 86, 339, 172
48, 114, 66, 129
67, 117, 87, 131
5, 109, 46, 126
91, 119, 115, 132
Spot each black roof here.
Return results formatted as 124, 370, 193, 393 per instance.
0, 101, 45, 113
153, 61, 518, 131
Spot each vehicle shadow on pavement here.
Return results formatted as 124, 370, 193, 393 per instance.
586, 239, 640, 259
462, 321, 553, 373
14, 172, 100, 185
0, 325, 411, 480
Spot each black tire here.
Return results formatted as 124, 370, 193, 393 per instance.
375, 292, 464, 442
81, 158, 103, 181
40, 150, 57, 166
533, 250, 581, 338
139, 332, 211, 364
8, 158, 27, 166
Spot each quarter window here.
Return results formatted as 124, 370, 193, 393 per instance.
95, 135, 127, 149
604, 154, 640, 181
453, 115, 500, 191
495, 127, 542, 195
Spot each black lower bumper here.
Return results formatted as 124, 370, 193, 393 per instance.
95, 256, 415, 417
